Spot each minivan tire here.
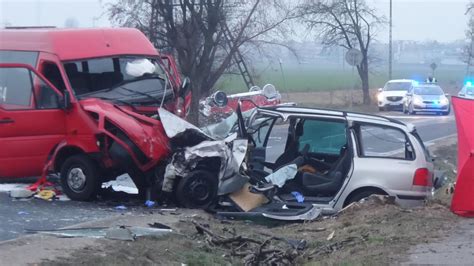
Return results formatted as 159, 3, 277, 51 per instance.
60, 154, 101, 201
176, 170, 218, 209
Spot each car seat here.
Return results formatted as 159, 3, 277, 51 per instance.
64, 63, 89, 95
272, 120, 305, 169
301, 145, 351, 195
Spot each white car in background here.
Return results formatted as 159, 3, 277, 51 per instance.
377, 79, 415, 111
458, 81, 474, 99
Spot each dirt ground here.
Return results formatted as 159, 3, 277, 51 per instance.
36, 137, 461, 266
39, 197, 456, 265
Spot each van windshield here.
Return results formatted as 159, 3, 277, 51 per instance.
63, 56, 173, 104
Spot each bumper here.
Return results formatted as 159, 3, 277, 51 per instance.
413, 104, 449, 112
378, 101, 404, 109
396, 192, 431, 207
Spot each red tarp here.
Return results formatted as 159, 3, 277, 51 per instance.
451, 96, 474, 217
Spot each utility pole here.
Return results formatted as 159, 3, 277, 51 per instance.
389, 0, 393, 80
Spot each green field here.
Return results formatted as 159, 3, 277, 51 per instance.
216, 63, 467, 94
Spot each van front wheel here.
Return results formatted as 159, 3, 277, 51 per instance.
60, 154, 101, 201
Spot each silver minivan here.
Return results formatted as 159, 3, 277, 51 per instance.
244, 106, 434, 213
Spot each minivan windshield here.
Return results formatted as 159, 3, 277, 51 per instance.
384, 81, 412, 91
414, 86, 444, 95
63, 56, 173, 104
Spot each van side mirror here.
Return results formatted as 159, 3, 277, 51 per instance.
61, 90, 71, 110
179, 77, 191, 97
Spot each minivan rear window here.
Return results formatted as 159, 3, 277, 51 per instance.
0, 51, 39, 67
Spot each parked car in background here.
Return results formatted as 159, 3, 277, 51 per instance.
0, 28, 191, 201
403, 82, 450, 115
458, 81, 474, 99
377, 79, 415, 111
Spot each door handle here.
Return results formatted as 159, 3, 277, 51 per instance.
0, 118, 14, 124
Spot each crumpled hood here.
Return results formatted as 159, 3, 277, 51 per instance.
80, 98, 170, 162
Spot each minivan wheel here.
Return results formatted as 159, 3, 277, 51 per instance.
60, 154, 101, 201
344, 189, 387, 207
176, 170, 218, 209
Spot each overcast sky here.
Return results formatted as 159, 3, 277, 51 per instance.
0, 0, 471, 43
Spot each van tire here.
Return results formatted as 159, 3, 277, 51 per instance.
60, 154, 101, 201
344, 189, 387, 207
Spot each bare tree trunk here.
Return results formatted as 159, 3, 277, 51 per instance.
358, 55, 370, 105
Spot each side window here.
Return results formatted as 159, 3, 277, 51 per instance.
265, 118, 289, 163
358, 124, 415, 160
0, 67, 61, 110
35, 78, 61, 109
0, 68, 34, 110
42, 62, 67, 92
298, 119, 347, 155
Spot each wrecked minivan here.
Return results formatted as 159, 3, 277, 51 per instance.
0, 28, 190, 200
161, 103, 434, 216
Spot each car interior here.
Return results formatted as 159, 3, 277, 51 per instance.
248, 116, 353, 204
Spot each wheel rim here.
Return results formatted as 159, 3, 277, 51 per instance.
188, 177, 212, 204
67, 167, 87, 192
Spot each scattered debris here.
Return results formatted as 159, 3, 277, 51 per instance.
105, 227, 135, 241
34, 190, 56, 201
326, 230, 335, 241
115, 205, 128, 211
145, 200, 156, 208
9, 188, 35, 199
26, 226, 172, 240
192, 221, 303, 265
148, 222, 172, 230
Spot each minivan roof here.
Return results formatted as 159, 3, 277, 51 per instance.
0, 28, 158, 61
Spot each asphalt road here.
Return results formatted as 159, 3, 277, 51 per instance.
0, 110, 457, 242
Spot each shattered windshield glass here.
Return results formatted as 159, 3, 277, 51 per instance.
201, 109, 256, 140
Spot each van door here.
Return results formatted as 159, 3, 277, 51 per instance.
0, 64, 67, 178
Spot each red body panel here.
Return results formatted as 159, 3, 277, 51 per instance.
80, 99, 170, 170
210, 93, 281, 115
0, 28, 185, 181
0, 28, 158, 61
450, 96, 474, 217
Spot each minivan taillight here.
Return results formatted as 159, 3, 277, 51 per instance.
413, 168, 429, 186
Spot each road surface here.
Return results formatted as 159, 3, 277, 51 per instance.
0, 110, 457, 242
